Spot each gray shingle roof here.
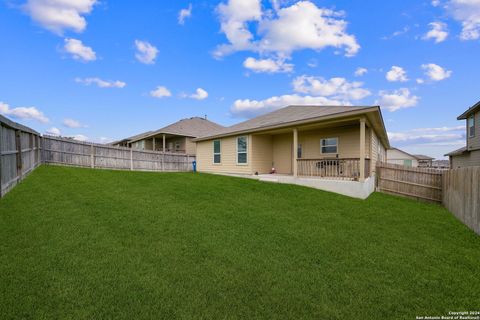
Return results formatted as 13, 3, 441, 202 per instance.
457, 101, 480, 120
127, 117, 224, 143
413, 154, 434, 160
445, 146, 467, 156
197, 105, 377, 139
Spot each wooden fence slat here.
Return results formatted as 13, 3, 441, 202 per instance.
376, 162, 443, 203
41, 136, 195, 173
443, 166, 480, 235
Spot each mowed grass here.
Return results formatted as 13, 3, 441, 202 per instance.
0, 166, 479, 319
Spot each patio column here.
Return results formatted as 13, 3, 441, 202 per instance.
163, 134, 166, 153
293, 128, 298, 177
359, 118, 366, 182
153, 137, 156, 151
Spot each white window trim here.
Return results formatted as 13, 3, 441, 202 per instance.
320, 137, 338, 155
213, 140, 221, 164
236, 136, 248, 165
468, 115, 475, 138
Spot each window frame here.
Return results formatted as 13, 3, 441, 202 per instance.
320, 137, 338, 155
236, 136, 248, 165
468, 115, 475, 138
213, 140, 221, 164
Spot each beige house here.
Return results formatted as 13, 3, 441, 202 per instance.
445, 101, 480, 168
194, 106, 390, 198
110, 117, 224, 155
386, 148, 434, 167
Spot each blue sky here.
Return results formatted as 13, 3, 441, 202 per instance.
0, 0, 479, 158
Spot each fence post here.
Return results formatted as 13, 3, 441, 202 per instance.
0, 124, 2, 198
15, 130, 23, 182
90, 144, 95, 168
130, 149, 133, 170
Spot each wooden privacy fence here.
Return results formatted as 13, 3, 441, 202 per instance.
0, 115, 42, 197
443, 167, 480, 235
376, 162, 443, 203
42, 136, 195, 172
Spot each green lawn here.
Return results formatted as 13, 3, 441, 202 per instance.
0, 166, 479, 319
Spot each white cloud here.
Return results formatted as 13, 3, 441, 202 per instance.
386, 66, 408, 82
63, 118, 86, 128
292, 75, 371, 101
178, 4, 192, 25
73, 134, 89, 142
75, 77, 126, 88
215, 0, 359, 58
231, 94, 343, 118
416, 78, 425, 84
376, 88, 419, 112
0, 101, 49, 123
421, 63, 452, 81
381, 26, 410, 40
215, 0, 262, 57
150, 86, 172, 98
45, 127, 61, 136
64, 38, 96, 62
134, 40, 158, 64
189, 88, 209, 100
432, 0, 441, 7
443, 0, 480, 40
354, 67, 368, 77
423, 21, 449, 43
388, 125, 466, 159
243, 57, 293, 73
23, 0, 97, 34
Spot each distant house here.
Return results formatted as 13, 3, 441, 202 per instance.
445, 101, 480, 168
386, 148, 434, 167
194, 105, 390, 197
110, 117, 224, 155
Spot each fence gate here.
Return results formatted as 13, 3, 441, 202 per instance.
376, 162, 443, 203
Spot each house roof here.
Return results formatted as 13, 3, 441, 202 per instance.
109, 130, 154, 146
445, 146, 467, 157
195, 105, 390, 147
388, 148, 435, 160
457, 100, 480, 120
128, 117, 224, 143
413, 154, 434, 160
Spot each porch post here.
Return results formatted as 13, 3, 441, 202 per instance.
153, 137, 156, 151
359, 118, 366, 182
162, 134, 166, 153
293, 128, 298, 177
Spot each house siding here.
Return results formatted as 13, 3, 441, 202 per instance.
386, 149, 419, 167
273, 133, 293, 174
185, 137, 196, 155
450, 149, 480, 168
300, 125, 368, 159
251, 135, 273, 174
467, 111, 480, 151
196, 135, 253, 174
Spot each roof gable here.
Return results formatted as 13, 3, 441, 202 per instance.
458, 101, 480, 120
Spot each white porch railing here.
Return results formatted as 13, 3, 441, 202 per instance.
297, 158, 370, 180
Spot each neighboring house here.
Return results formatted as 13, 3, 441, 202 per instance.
445, 101, 480, 168
194, 105, 390, 198
110, 117, 224, 155
386, 148, 430, 167
414, 154, 434, 167
432, 160, 450, 170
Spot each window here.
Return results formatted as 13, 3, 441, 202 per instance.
237, 136, 248, 164
297, 143, 302, 159
175, 141, 181, 151
403, 159, 412, 167
468, 115, 475, 138
213, 140, 221, 164
320, 138, 338, 154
